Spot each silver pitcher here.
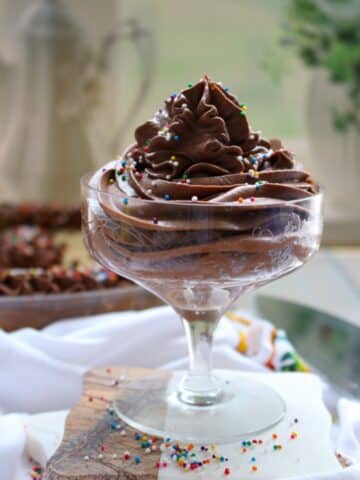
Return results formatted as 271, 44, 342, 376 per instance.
0, 0, 155, 203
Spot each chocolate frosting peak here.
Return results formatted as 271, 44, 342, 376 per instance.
98, 76, 318, 206
110, 75, 315, 205
125, 76, 302, 197
134, 76, 261, 181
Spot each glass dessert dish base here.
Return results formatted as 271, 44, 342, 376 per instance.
113, 370, 286, 443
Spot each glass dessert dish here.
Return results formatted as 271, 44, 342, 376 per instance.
81, 179, 322, 442
81, 76, 323, 443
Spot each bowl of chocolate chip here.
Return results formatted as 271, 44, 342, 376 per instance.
0, 203, 160, 331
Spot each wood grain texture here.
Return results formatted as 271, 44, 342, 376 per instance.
47, 367, 163, 480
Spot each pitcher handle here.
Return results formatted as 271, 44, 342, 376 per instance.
98, 17, 156, 157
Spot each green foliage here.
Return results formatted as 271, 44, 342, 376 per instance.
284, 0, 360, 131
259, 46, 292, 84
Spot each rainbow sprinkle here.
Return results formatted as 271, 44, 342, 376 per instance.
75, 406, 302, 476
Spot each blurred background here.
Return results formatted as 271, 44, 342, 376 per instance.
0, 0, 359, 243
0, 0, 358, 331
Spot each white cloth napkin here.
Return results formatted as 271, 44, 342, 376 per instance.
0, 306, 359, 479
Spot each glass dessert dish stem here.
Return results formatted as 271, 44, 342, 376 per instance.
179, 316, 222, 406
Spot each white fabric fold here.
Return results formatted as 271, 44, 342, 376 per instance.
0, 306, 358, 479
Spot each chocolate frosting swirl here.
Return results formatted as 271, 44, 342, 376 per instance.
135, 77, 251, 179
91, 76, 320, 282
102, 76, 316, 204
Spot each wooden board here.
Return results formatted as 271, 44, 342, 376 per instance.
47, 366, 163, 480
46, 368, 345, 480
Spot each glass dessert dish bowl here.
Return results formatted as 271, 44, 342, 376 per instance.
81, 174, 323, 443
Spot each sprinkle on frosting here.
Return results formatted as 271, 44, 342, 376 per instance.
103, 75, 316, 204
93, 76, 320, 285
